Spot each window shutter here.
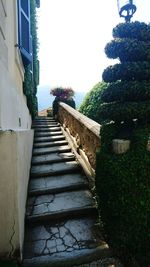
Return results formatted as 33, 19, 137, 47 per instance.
18, 0, 32, 65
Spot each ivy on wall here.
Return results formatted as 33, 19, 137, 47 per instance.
23, 0, 39, 118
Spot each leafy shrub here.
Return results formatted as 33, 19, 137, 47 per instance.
99, 101, 150, 124
102, 62, 150, 82
105, 39, 150, 61
113, 21, 150, 41
102, 22, 150, 124
95, 22, 150, 267
79, 82, 107, 122
96, 124, 150, 267
23, 0, 39, 118
101, 80, 150, 102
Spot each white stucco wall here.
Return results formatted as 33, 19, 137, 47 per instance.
0, 0, 34, 259
0, 130, 33, 258
0, 0, 32, 130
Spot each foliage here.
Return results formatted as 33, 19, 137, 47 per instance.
99, 101, 150, 124
50, 87, 75, 100
113, 21, 150, 41
102, 22, 150, 124
95, 22, 150, 267
96, 123, 150, 267
101, 80, 150, 102
23, 0, 39, 118
79, 82, 107, 122
105, 38, 150, 62
102, 62, 150, 82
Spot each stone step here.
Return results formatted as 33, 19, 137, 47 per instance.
34, 131, 62, 137
33, 122, 56, 126
23, 217, 110, 267
32, 152, 75, 165
31, 161, 81, 178
34, 117, 54, 120
34, 135, 65, 143
28, 173, 89, 196
33, 119, 56, 123
33, 145, 71, 156
34, 127, 61, 133
33, 124, 60, 128
26, 190, 97, 223
34, 117, 53, 120
33, 140, 68, 149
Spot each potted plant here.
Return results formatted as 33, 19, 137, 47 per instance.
50, 87, 76, 117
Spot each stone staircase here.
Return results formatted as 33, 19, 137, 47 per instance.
22, 117, 111, 267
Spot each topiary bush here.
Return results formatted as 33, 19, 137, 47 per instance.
102, 62, 150, 82
79, 82, 107, 122
113, 21, 150, 41
105, 38, 150, 62
96, 123, 150, 267
95, 22, 150, 267
101, 22, 150, 124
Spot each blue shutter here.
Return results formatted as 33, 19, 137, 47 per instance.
18, 0, 32, 65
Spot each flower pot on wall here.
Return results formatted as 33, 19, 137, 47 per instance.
52, 97, 76, 117
50, 87, 76, 117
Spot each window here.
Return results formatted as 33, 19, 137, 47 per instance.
18, 0, 32, 65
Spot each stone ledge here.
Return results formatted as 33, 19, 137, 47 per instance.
59, 103, 100, 137
58, 103, 101, 171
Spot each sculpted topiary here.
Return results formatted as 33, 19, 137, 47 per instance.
96, 22, 150, 267
100, 21, 150, 125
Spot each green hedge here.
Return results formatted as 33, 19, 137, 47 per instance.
101, 80, 150, 102
98, 101, 150, 124
96, 124, 150, 267
23, 0, 39, 118
79, 82, 107, 122
105, 39, 150, 61
102, 62, 150, 82
113, 21, 150, 41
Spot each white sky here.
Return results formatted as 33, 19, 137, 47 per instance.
38, 0, 150, 92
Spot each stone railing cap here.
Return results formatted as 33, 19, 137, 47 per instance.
59, 102, 101, 138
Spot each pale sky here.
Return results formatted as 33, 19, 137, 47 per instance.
37, 0, 150, 93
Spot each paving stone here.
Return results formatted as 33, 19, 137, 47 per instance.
24, 218, 108, 261
26, 190, 95, 220
23, 247, 112, 267
32, 152, 75, 165
47, 239, 56, 249
33, 142, 69, 150
34, 127, 61, 132
31, 161, 81, 178
29, 173, 88, 194
32, 146, 71, 156
32, 122, 60, 128
28, 240, 46, 256
34, 131, 62, 137
34, 135, 65, 143
33, 120, 56, 124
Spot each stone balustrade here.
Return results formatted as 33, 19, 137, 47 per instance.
58, 102, 101, 174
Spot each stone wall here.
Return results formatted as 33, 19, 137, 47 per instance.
58, 103, 101, 173
0, 0, 33, 259
0, 130, 33, 259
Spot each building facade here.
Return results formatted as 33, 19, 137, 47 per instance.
0, 0, 39, 260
